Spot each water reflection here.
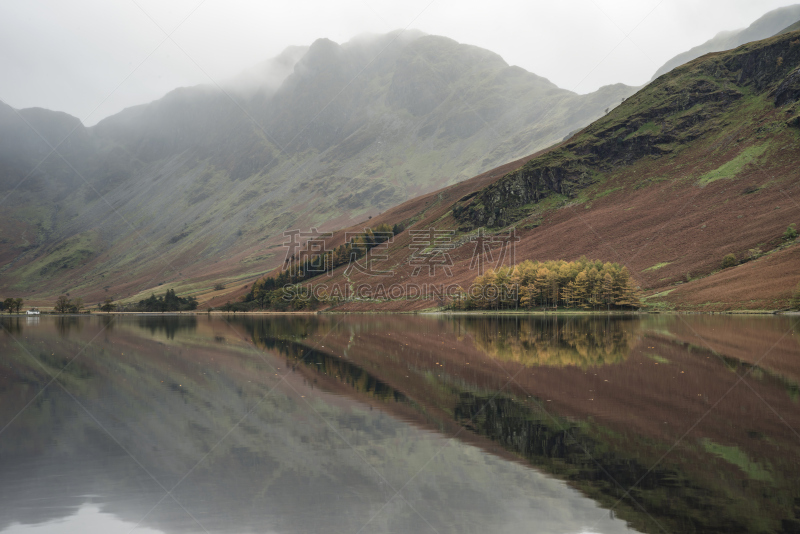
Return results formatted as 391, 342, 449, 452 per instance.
2, 505, 167, 534
0, 315, 631, 534
55, 316, 83, 337
457, 315, 640, 367
231, 313, 800, 533
1, 314, 799, 534
135, 315, 197, 339
0, 317, 23, 335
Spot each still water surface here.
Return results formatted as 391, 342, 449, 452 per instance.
1, 314, 799, 533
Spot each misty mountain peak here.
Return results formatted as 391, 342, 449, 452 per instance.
301, 38, 344, 69
225, 45, 309, 97
652, 3, 800, 80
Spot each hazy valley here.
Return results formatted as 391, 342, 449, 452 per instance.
1, 30, 635, 305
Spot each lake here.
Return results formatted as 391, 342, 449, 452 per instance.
1, 314, 799, 533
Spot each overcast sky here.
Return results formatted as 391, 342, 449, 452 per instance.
1, 0, 797, 125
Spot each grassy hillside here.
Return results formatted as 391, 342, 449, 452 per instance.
236, 29, 800, 313
779, 20, 800, 35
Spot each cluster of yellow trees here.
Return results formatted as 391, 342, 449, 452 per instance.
456, 259, 642, 310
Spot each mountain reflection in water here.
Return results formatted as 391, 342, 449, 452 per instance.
1, 314, 799, 534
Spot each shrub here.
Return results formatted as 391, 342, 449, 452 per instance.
721, 253, 737, 269
213, 283, 225, 291
783, 224, 797, 241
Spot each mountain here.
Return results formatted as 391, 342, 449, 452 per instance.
778, 19, 800, 35
0, 30, 638, 305
223, 44, 309, 98
241, 27, 800, 312
651, 4, 800, 80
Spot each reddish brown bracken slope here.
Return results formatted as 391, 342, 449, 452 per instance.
230, 30, 800, 312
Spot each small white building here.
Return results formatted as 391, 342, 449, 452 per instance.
26, 308, 40, 315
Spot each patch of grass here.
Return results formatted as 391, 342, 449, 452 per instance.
643, 262, 672, 272
521, 218, 543, 230
643, 288, 675, 300
645, 353, 670, 364
670, 103, 704, 121
624, 121, 660, 140
701, 439, 772, 482
594, 186, 624, 200
697, 144, 769, 186
15, 230, 99, 280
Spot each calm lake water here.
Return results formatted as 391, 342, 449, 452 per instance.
1, 314, 799, 534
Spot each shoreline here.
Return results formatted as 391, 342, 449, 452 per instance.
3, 309, 797, 317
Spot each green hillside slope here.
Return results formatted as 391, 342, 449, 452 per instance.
457, 29, 800, 229
652, 4, 800, 80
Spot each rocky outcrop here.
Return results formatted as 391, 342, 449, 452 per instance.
455, 32, 800, 230
455, 80, 742, 229
453, 158, 593, 227
775, 67, 800, 106
721, 39, 800, 92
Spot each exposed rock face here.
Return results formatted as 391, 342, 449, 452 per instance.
455, 32, 800, 230
775, 67, 800, 106
454, 83, 742, 229
452, 162, 594, 228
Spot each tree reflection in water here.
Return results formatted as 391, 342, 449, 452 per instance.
135, 316, 197, 339
454, 315, 640, 368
